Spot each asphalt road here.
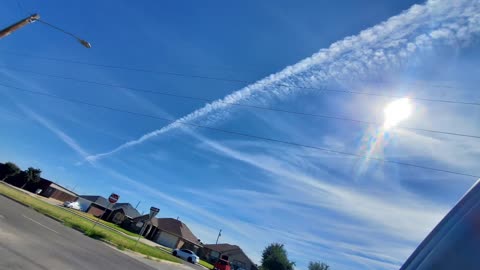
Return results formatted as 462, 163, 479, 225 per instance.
0, 195, 187, 270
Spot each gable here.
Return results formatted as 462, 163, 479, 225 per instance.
112, 203, 140, 218
152, 218, 200, 245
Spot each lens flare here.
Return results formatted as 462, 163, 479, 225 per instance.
383, 98, 412, 129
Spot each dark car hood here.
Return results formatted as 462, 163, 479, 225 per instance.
401, 179, 480, 270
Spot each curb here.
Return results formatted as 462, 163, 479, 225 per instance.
43, 213, 64, 223
0, 193, 31, 208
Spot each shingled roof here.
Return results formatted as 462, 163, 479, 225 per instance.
112, 203, 141, 218
151, 218, 201, 246
203, 243, 240, 253
80, 195, 110, 208
203, 243, 256, 266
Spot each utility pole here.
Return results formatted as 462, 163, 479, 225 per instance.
0, 14, 40, 39
216, 229, 222, 244
0, 14, 91, 48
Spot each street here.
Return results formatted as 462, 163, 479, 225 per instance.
0, 195, 190, 270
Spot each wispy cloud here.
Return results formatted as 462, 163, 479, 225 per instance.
18, 105, 91, 159
16, 108, 244, 235
86, 0, 480, 162
196, 134, 447, 239
156, 127, 449, 269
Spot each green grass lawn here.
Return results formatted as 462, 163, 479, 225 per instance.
70, 209, 143, 238
199, 260, 214, 269
0, 183, 181, 264
156, 245, 172, 253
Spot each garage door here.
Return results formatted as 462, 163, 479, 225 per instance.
156, 232, 178, 248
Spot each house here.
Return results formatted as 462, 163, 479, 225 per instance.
142, 218, 202, 252
3, 173, 77, 203
77, 196, 143, 224
201, 243, 258, 270
77, 195, 111, 217
121, 214, 151, 233
40, 182, 78, 202
103, 203, 141, 224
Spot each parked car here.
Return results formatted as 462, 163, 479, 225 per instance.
63, 201, 81, 210
172, 249, 199, 264
213, 259, 231, 270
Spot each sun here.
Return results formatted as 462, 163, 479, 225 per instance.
383, 97, 412, 129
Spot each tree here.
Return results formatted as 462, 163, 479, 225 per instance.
309, 261, 330, 270
0, 162, 21, 181
260, 243, 295, 270
21, 167, 42, 189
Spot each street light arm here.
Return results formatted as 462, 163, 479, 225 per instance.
37, 19, 91, 48
0, 14, 40, 39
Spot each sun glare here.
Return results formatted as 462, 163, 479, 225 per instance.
383, 97, 412, 129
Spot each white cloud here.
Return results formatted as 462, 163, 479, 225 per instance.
18, 105, 90, 159
394, 129, 480, 171
197, 134, 447, 239
16, 109, 259, 245
167, 128, 454, 269
86, 0, 480, 162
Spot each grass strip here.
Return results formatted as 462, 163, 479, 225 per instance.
200, 260, 214, 269
0, 183, 181, 263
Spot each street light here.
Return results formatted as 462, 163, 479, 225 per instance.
0, 14, 91, 48
37, 19, 91, 48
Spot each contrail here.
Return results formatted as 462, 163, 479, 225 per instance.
86, 0, 480, 162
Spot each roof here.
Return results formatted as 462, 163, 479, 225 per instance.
204, 243, 240, 253
39, 177, 53, 184
112, 203, 140, 218
204, 243, 256, 266
49, 182, 78, 197
151, 218, 201, 246
79, 195, 110, 208
131, 214, 150, 222
31, 176, 78, 197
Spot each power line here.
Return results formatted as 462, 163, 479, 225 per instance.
0, 50, 463, 90
2, 51, 478, 106
0, 49, 261, 74
0, 82, 478, 179
4, 65, 480, 140
1, 51, 246, 83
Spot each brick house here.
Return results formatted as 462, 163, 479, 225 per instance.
103, 203, 141, 224
41, 182, 78, 202
77, 195, 111, 217
3, 173, 77, 203
201, 243, 258, 270
142, 218, 202, 252
121, 214, 151, 233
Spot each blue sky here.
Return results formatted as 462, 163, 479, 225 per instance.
1, 0, 480, 269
